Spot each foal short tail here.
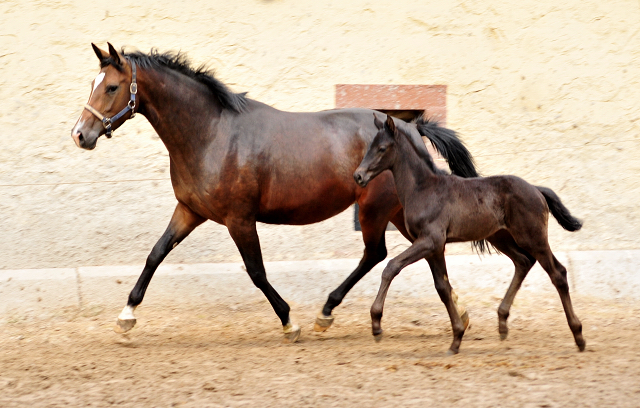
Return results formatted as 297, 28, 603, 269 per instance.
536, 186, 583, 232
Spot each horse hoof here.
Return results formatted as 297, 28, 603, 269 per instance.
114, 318, 136, 334
373, 332, 384, 343
576, 338, 586, 352
446, 348, 459, 356
283, 323, 301, 344
313, 314, 335, 332
500, 331, 509, 341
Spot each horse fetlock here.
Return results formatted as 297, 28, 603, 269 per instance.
313, 313, 335, 332
499, 322, 509, 340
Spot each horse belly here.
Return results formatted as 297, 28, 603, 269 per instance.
447, 213, 503, 243
257, 179, 356, 225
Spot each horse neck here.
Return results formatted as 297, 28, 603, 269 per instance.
136, 66, 224, 163
391, 130, 440, 204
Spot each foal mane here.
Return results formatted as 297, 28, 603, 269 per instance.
106, 48, 248, 114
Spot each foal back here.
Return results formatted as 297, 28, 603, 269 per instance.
436, 175, 549, 245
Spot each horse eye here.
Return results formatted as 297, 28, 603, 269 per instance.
378, 146, 387, 153
106, 85, 119, 94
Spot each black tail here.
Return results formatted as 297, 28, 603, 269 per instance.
416, 116, 479, 178
536, 186, 583, 232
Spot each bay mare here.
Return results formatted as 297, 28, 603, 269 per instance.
71, 43, 478, 342
354, 114, 584, 354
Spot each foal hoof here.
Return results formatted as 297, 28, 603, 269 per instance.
283, 323, 301, 344
313, 314, 335, 332
114, 318, 136, 334
499, 330, 509, 341
576, 338, 586, 352
446, 348, 459, 356
373, 331, 384, 343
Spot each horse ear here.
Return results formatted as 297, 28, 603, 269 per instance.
107, 42, 122, 65
373, 113, 384, 130
385, 115, 397, 135
92, 43, 108, 61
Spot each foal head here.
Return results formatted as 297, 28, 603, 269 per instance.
71, 43, 136, 150
353, 114, 398, 188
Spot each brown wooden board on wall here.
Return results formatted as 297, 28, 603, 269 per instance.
336, 84, 447, 230
335, 84, 447, 124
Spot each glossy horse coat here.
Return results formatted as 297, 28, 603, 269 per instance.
71, 44, 478, 341
354, 114, 584, 354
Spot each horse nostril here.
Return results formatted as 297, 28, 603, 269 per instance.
78, 133, 85, 146
354, 172, 363, 184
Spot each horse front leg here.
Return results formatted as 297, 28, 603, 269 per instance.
427, 252, 467, 354
370, 236, 433, 342
114, 203, 205, 333
316, 181, 396, 331
226, 217, 300, 343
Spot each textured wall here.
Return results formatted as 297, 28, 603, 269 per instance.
1, 0, 639, 269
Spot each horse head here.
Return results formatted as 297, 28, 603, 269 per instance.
353, 114, 398, 187
71, 43, 137, 150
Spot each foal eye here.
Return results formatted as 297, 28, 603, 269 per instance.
105, 85, 119, 94
378, 146, 387, 153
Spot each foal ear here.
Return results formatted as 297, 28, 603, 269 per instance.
373, 113, 385, 130
107, 42, 122, 65
385, 115, 397, 135
91, 43, 109, 62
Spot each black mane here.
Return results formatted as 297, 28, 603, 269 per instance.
116, 49, 248, 114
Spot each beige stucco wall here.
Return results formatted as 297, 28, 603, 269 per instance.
1, 0, 639, 269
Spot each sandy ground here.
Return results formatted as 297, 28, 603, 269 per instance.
1, 292, 639, 407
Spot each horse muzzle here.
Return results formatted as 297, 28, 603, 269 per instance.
353, 169, 370, 188
71, 128, 99, 150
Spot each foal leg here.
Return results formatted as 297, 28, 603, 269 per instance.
317, 181, 395, 331
487, 231, 536, 340
391, 209, 470, 328
427, 252, 467, 354
226, 217, 300, 343
532, 248, 585, 351
115, 203, 205, 333
370, 236, 434, 341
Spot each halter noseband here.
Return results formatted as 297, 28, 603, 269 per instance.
84, 60, 137, 138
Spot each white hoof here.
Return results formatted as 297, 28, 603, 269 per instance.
114, 305, 137, 334
313, 313, 335, 332
114, 318, 136, 334
283, 322, 301, 344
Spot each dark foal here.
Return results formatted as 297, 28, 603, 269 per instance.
354, 114, 585, 354
71, 44, 478, 342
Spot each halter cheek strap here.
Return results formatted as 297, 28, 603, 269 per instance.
84, 60, 137, 138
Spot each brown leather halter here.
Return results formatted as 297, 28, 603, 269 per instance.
84, 60, 137, 138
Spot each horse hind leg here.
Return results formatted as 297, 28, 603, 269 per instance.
534, 250, 585, 351
487, 231, 536, 340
